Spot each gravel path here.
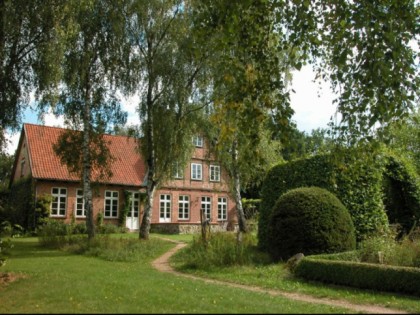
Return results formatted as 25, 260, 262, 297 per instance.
152, 238, 410, 314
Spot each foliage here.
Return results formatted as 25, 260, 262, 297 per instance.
259, 148, 388, 249
65, 236, 168, 262
34, 194, 51, 227
0, 152, 14, 187
7, 177, 34, 231
306, 0, 419, 141
119, 190, 131, 227
123, 0, 204, 239
293, 256, 420, 297
358, 229, 420, 268
0, 0, 66, 132
174, 232, 270, 270
0, 237, 13, 267
382, 153, 420, 237
380, 109, 420, 175
37, 218, 126, 248
267, 187, 356, 261
279, 125, 335, 161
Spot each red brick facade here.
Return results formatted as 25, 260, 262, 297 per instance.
10, 124, 237, 232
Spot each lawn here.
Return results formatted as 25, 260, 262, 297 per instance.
170, 236, 420, 314
0, 234, 349, 314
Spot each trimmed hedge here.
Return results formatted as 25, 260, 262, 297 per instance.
259, 152, 388, 249
382, 154, 420, 236
268, 187, 356, 261
294, 256, 420, 296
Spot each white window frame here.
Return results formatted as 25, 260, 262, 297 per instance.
218, 197, 228, 221
159, 194, 171, 221
210, 165, 221, 182
191, 163, 202, 180
201, 196, 211, 221
128, 192, 140, 218
192, 135, 203, 147
51, 187, 67, 217
172, 162, 184, 179
104, 190, 119, 218
178, 195, 190, 220
75, 189, 86, 218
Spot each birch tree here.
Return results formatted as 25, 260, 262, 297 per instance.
123, 0, 207, 240
49, 0, 127, 240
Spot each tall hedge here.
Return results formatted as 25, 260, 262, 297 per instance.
259, 151, 389, 249
382, 154, 420, 236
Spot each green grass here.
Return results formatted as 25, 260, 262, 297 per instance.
171, 240, 420, 314
0, 235, 350, 314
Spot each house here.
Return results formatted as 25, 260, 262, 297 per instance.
10, 123, 237, 233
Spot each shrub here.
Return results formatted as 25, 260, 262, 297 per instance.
382, 154, 420, 238
37, 219, 73, 248
175, 232, 270, 270
359, 229, 420, 268
267, 187, 356, 261
293, 256, 420, 296
259, 150, 389, 249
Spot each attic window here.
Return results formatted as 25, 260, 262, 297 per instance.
20, 158, 25, 177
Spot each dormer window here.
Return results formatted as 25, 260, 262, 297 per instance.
192, 135, 203, 147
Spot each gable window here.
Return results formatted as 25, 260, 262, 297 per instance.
75, 189, 86, 217
218, 197, 227, 221
201, 196, 211, 221
191, 163, 202, 180
178, 195, 189, 220
159, 194, 171, 222
192, 135, 203, 147
210, 165, 221, 182
172, 162, 184, 179
20, 158, 25, 177
104, 191, 119, 218
51, 187, 67, 217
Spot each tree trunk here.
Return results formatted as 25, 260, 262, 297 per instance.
83, 84, 95, 240
232, 139, 248, 235
139, 176, 156, 240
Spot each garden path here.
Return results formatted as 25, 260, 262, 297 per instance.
152, 238, 410, 314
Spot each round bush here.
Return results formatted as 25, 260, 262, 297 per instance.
267, 187, 356, 261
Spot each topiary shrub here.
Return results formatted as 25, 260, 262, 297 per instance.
267, 187, 356, 261
259, 149, 389, 250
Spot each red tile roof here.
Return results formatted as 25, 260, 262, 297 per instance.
24, 124, 145, 186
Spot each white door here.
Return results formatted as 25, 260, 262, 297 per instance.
159, 194, 171, 223
126, 192, 140, 230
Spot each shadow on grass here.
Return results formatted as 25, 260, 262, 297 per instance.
7, 238, 73, 259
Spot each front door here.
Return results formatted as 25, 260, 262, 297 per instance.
126, 191, 140, 230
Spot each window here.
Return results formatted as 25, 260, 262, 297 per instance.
51, 188, 67, 217
160, 194, 171, 221
20, 158, 25, 177
210, 165, 221, 182
104, 191, 119, 218
178, 195, 189, 220
192, 135, 203, 147
75, 189, 86, 217
128, 192, 140, 218
191, 163, 202, 180
218, 197, 227, 221
172, 162, 184, 179
201, 196, 211, 221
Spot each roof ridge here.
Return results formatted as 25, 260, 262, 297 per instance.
23, 123, 139, 141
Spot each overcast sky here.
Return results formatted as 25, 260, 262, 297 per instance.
4, 65, 338, 155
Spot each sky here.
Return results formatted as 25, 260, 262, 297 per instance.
4, 65, 338, 156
